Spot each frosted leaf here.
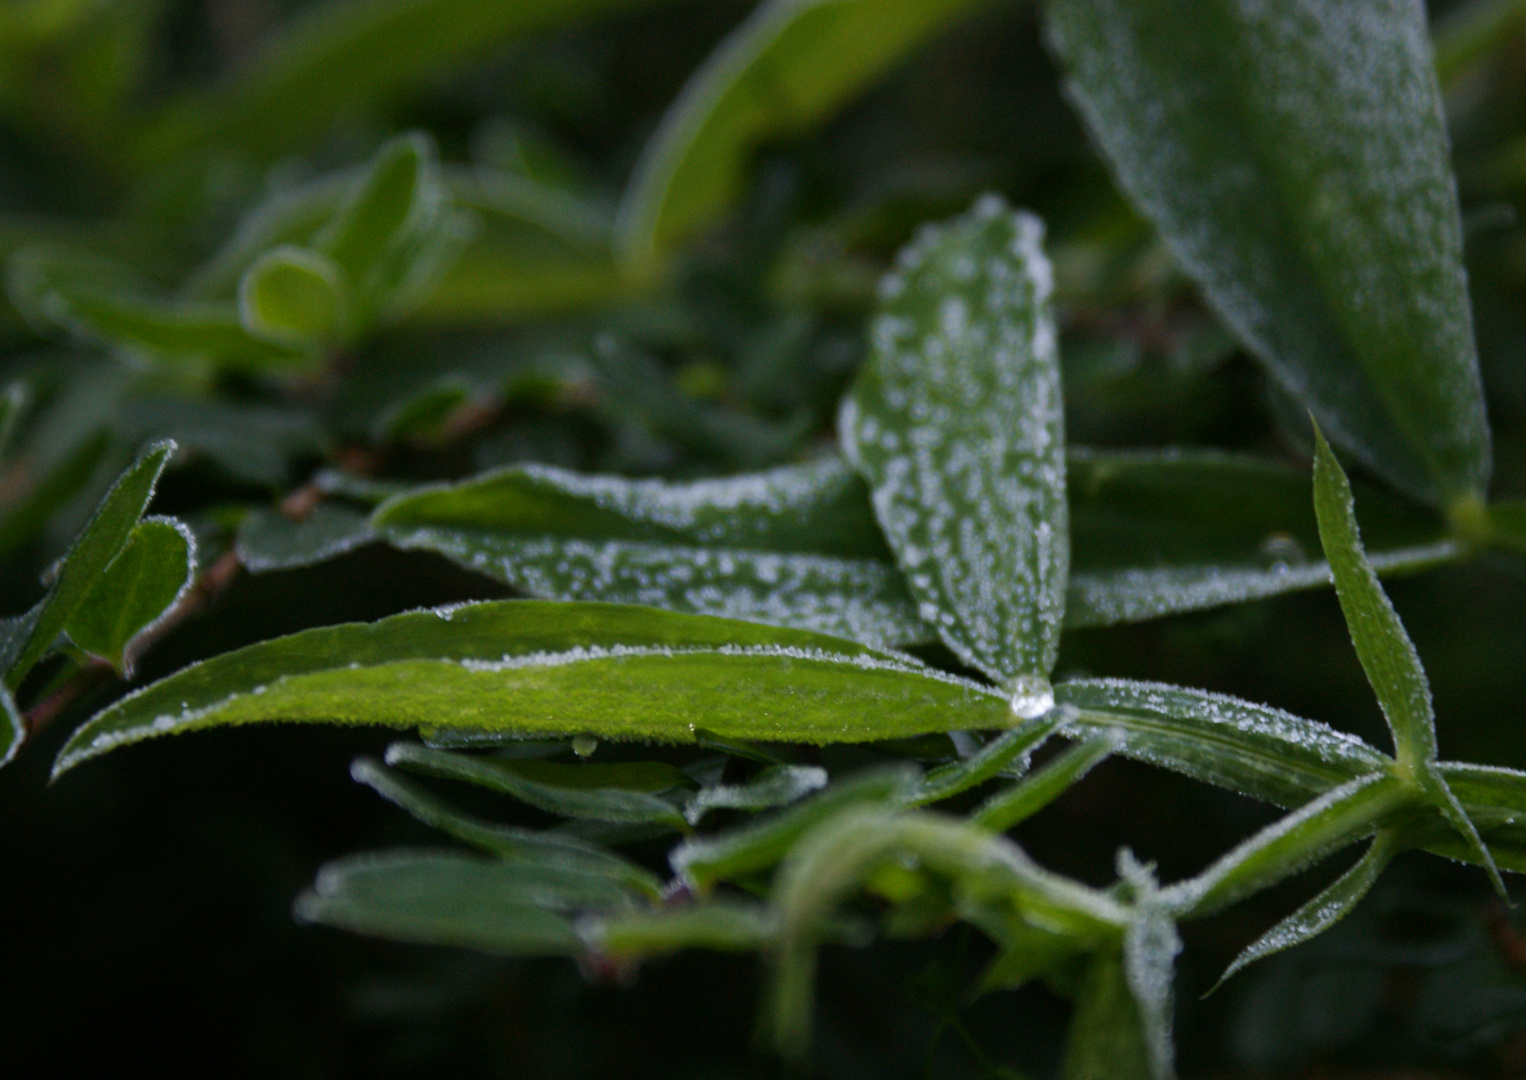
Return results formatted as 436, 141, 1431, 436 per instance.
382, 528, 927, 647
0, 683, 22, 769
1057, 677, 1389, 808
1046, 0, 1491, 505
841, 195, 1067, 685
684, 764, 828, 825
1124, 900, 1181, 1080
238, 504, 375, 573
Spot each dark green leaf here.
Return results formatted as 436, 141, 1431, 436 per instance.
617, 0, 988, 266
65, 517, 195, 676
0, 381, 26, 461
1416, 765, 1505, 898
386, 743, 691, 830
1056, 678, 1389, 808
1213, 830, 1397, 989
351, 758, 663, 897
584, 902, 779, 957
236, 505, 374, 573
293, 849, 628, 955
1312, 428, 1436, 769
54, 601, 1013, 776
5, 440, 175, 690
0, 428, 112, 561
842, 195, 1067, 699
1046, 0, 1491, 506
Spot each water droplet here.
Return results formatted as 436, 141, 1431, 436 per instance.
1008, 674, 1055, 720
572, 735, 598, 758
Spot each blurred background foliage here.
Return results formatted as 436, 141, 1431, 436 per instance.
4, 0, 1526, 1076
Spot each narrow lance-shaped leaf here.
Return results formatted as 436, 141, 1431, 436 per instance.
54, 600, 1014, 776
1056, 678, 1389, 809
386, 742, 692, 831
4, 440, 176, 690
373, 456, 924, 646
684, 764, 827, 825
1046, 0, 1491, 506
350, 757, 663, 897
842, 195, 1067, 708
1312, 427, 1437, 768
903, 708, 1064, 807
617, 0, 990, 268
293, 850, 634, 957
65, 517, 197, 677
1212, 830, 1397, 990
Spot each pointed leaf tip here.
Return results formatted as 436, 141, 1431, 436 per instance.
1311, 426, 1437, 771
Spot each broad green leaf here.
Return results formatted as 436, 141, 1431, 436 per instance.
1214, 830, 1397, 989
1164, 772, 1412, 919
372, 457, 922, 645
684, 764, 827, 825
236, 505, 374, 573
1046, 0, 1491, 506
1063, 952, 1154, 1080
185, 175, 350, 301
54, 600, 1013, 776
616, 0, 988, 267
670, 767, 918, 891
841, 195, 1067, 700
5, 440, 175, 690
237, 246, 345, 345
135, 0, 663, 168
1312, 429, 1437, 770
293, 849, 635, 955
386, 743, 691, 830
65, 516, 196, 677
351, 757, 662, 897
0, 429, 112, 560
903, 710, 1064, 807
1056, 679, 1389, 809
1065, 449, 1457, 628
0, 683, 22, 768
973, 732, 1120, 833
585, 902, 778, 957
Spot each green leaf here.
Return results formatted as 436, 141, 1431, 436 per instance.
236, 505, 374, 573
237, 246, 345, 345
1311, 428, 1437, 770
841, 195, 1067, 701
5, 440, 175, 690
684, 763, 827, 825
973, 732, 1121, 833
1065, 448, 1458, 628
616, 0, 988, 267
1165, 772, 1412, 919
1063, 952, 1155, 1080
1415, 765, 1505, 899
65, 517, 196, 677
1045, 0, 1491, 506
670, 766, 918, 892
0, 429, 112, 561
54, 600, 1013, 776
316, 135, 436, 300
583, 901, 780, 958
0, 683, 22, 769
1213, 830, 1397, 990
8, 247, 314, 373
351, 757, 663, 898
1056, 679, 1389, 809
293, 849, 633, 955
1488, 500, 1526, 557
904, 710, 1065, 807
135, 0, 662, 168
372, 457, 923, 646
386, 743, 692, 831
